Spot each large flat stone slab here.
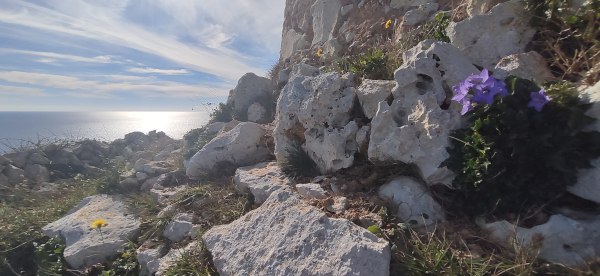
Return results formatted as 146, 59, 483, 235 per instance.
203, 187, 390, 276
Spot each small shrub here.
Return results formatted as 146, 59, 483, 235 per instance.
99, 242, 140, 275
445, 71, 600, 217
280, 143, 319, 178
94, 161, 124, 195
183, 127, 217, 159
208, 102, 233, 123
165, 242, 218, 276
331, 48, 398, 80
34, 237, 67, 276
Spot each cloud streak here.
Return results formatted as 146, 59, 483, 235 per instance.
127, 67, 190, 75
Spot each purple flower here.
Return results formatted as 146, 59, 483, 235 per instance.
528, 88, 551, 112
452, 68, 508, 115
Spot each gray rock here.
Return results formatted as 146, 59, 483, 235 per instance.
141, 176, 159, 191
402, 3, 439, 26
356, 79, 395, 119
205, 122, 226, 134
24, 164, 50, 184
484, 215, 600, 267
326, 196, 349, 214
569, 81, 600, 203
467, 0, 506, 16
203, 188, 390, 276
379, 176, 445, 228
310, 0, 342, 45
234, 162, 291, 204
296, 183, 328, 199
4, 164, 25, 185
42, 195, 141, 269
0, 173, 9, 187
163, 213, 194, 242
0, 155, 8, 165
341, 4, 354, 16
247, 102, 268, 123
186, 122, 272, 178
137, 247, 163, 276
150, 186, 188, 205
369, 41, 469, 186
5, 151, 29, 168
227, 72, 273, 118
274, 66, 358, 174
136, 172, 149, 182
119, 178, 139, 191
390, 0, 431, 9
447, 0, 536, 69
494, 51, 555, 83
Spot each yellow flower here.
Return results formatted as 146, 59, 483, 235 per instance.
316, 48, 323, 58
385, 19, 392, 29
91, 219, 108, 229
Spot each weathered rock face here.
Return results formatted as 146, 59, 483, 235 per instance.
485, 215, 600, 267
234, 162, 291, 204
42, 195, 141, 269
137, 242, 199, 276
186, 122, 272, 179
296, 183, 328, 199
280, 0, 407, 60
369, 40, 470, 185
494, 51, 555, 83
163, 213, 194, 242
447, 0, 536, 69
227, 72, 274, 121
569, 81, 600, 203
274, 64, 359, 173
356, 79, 395, 119
203, 188, 390, 276
378, 176, 445, 228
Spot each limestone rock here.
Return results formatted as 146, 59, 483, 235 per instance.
247, 102, 268, 123
296, 183, 328, 199
356, 79, 395, 119
484, 215, 600, 267
274, 66, 358, 174
390, 0, 432, 9
0, 173, 9, 187
186, 122, 272, 178
227, 73, 273, 118
137, 242, 199, 276
205, 122, 226, 134
467, 0, 507, 16
137, 247, 163, 276
281, 29, 309, 60
234, 162, 291, 204
310, 0, 342, 46
369, 41, 469, 185
4, 164, 25, 185
72, 140, 109, 166
5, 151, 29, 168
402, 3, 439, 26
24, 164, 50, 184
569, 81, 600, 203
494, 51, 555, 83
134, 159, 172, 176
326, 196, 349, 214
42, 195, 141, 269
447, 0, 536, 69
163, 213, 194, 242
203, 188, 390, 275
378, 176, 445, 227
0, 155, 8, 165
119, 177, 139, 191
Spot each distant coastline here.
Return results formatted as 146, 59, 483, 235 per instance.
0, 111, 210, 153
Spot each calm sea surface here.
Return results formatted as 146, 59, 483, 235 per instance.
0, 112, 211, 153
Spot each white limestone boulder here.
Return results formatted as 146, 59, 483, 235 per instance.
274, 65, 358, 174
494, 51, 555, 83
227, 72, 273, 118
402, 3, 440, 26
247, 102, 268, 123
369, 41, 470, 185
42, 195, 141, 269
203, 187, 390, 276
378, 176, 445, 228
186, 122, 272, 179
484, 215, 600, 267
296, 183, 328, 199
447, 0, 536, 69
356, 79, 395, 119
310, 0, 342, 46
163, 213, 194, 242
234, 162, 291, 204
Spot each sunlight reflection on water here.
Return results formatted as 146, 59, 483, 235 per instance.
0, 111, 210, 152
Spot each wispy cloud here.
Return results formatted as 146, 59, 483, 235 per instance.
0, 84, 45, 96
0, 48, 122, 64
127, 67, 190, 75
0, 70, 228, 98
0, 0, 272, 81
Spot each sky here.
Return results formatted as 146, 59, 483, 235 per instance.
0, 0, 285, 111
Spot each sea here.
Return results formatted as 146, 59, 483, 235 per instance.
0, 111, 211, 154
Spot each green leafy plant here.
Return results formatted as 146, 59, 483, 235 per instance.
280, 143, 319, 178
445, 72, 600, 217
100, 242, 139, 276
34, 237, 67, 276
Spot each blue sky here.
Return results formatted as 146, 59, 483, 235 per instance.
0, 0, 285, 111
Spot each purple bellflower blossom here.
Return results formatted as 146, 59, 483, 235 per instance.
452, 69, 509, 115
528, 88, 551, 112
